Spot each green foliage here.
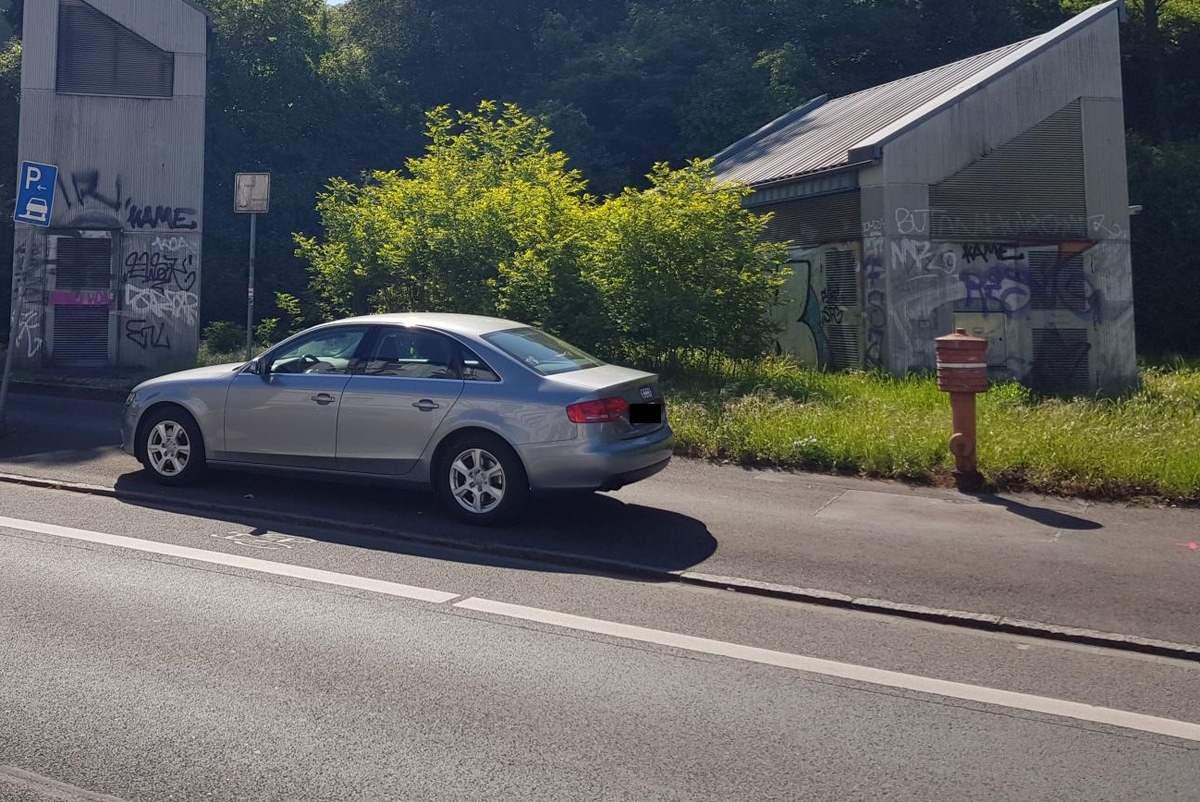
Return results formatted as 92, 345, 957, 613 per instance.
1126, 134, 1200, 355
296, 102, 788, 361
201, 320, 247, 353
582, 160, 789, 361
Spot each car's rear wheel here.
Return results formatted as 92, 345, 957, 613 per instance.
139, 406, 207, 486
436, 433, 529, 526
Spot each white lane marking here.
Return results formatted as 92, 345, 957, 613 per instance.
0, 765, 132, 802
0, 515, 458, 604
7, 514, 1199, 743
454, 597, 1200, 744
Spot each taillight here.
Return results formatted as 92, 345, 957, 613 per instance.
566, 397, 629, 423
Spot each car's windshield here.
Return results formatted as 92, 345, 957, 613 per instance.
483, 327, 605, 376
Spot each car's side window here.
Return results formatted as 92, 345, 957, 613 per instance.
362, 328, 460, 380
267, 327, 367, 375
460, 345, 501, 382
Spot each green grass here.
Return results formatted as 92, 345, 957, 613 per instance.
657, 353, 1200, 504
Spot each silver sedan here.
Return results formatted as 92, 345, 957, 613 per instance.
121, 313, 674, 525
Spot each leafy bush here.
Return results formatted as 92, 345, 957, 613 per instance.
201, 321, 246, 353
295, 100, 788, 361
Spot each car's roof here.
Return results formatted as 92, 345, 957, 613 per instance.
330, 312, 530, 338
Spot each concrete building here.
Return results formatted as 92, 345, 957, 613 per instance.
10, 0, 208, 371
712, 1, 1135, 396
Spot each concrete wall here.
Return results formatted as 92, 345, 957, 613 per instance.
873, 10, 1135, 395
12, 0, 206, 370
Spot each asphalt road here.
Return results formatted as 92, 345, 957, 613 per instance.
2, 483, 1198, 801
1, 391, 1198, 647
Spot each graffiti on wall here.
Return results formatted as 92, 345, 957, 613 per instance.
773, 251, 833, 367
863, 220, 886, 369
55, 168, 198, 230
119, 232, 201, 351
125, 319, 172, 350
10, 238, 46, 359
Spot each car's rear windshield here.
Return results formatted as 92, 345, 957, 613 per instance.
483, 327, 605, 376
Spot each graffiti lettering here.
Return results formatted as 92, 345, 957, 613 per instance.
961, 243, 1025, 264
127, 205, 198, 230
50, 290, 115, 307
125, 286, 198, 325
892, 238, 958, 274
151, 235, 199, 255
1088, 214, 1123, 238
125, 319, 172, 350
16, 309, 43, 358
895, 208, 931, 236
820, 287, 845, 325
124, 251, 197, 291
959, 265, 1030, 314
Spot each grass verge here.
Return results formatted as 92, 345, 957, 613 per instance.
658, 353, 1200, 504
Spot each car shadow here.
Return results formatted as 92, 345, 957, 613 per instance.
111, 467, 719, 578
974, 493, 1104, 531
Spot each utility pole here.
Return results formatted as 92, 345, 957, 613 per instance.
234, 172, 271, 362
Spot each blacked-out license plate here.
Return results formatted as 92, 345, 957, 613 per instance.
629, 402, 663, 424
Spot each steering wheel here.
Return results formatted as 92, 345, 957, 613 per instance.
298, 354, 323, 373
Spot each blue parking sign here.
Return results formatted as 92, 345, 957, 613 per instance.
14, 161, 58, 227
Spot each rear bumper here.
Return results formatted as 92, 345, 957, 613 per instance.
517, 424, 675, 491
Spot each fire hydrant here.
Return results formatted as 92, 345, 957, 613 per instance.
934, 328, 989, 492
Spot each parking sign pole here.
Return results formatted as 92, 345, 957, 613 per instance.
245, 212, 256, 362
235, 172, 269, 363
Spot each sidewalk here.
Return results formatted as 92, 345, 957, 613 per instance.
2, 386, 1198, 656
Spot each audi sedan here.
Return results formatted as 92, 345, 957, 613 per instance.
120, 313, 674, 525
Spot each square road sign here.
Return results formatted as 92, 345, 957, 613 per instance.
14, 161, 58, 227
234, 172, 271, 213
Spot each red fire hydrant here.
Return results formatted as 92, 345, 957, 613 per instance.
934, 329, 989, 492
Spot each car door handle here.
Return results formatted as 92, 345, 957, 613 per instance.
310, 393, 336, 406
412, 399, 440, 411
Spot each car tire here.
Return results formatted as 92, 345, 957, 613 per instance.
436, 433, 529, 526
139, 406, 208, 487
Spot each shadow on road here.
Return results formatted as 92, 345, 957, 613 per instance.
975, 494, 1103, 531
111, 467, 718, 578
0, 393, 123, 469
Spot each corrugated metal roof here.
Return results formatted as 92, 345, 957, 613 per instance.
711, 1, 1121, 187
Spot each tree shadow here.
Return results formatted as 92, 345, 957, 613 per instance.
973, 493, 1103, 531
111, 467, 719, 578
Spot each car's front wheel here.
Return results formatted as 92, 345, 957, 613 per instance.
139, 406, 207, 486
436, 433, 529, 526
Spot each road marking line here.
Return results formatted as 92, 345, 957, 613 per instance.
0, 765, 132, 802
7, 515, 1199, 743
0, 515, 459, 604
453, 597, 1200, 743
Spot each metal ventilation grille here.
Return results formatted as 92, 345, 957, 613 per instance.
930, 101, 1086, 240
763, 191, 861, 245
52, 306, 110, 364
1028, 252, 1086, 311
826, 325, 861, 371
57, 0, 174, 97
824, 250, 859, 307
1030, 328, 1091, 397
55, 237, 113, 289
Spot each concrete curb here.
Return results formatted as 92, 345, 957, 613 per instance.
2, 469, 1197, 663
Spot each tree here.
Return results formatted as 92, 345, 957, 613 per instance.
583, 160, 789, 361
295, 101, 788, 362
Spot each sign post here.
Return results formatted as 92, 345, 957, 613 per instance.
2, 161, 59, 427
234, 172, 270, 362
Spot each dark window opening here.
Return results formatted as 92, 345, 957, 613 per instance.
57, 0, 174, 97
